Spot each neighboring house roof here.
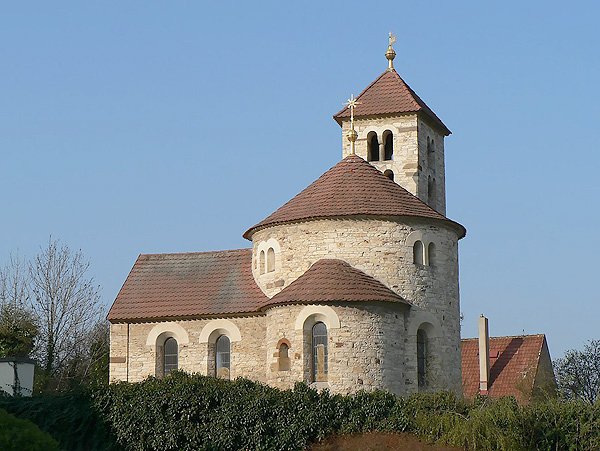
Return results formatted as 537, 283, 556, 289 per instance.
107, 249, 268, 321
244, 155, 465, 239
266, 258, 410, 308
461, 334, 549, 404
333, 68, 451, 135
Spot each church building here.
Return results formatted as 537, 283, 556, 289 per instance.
108, 37, 467, 396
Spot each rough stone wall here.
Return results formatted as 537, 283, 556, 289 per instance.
109, 316, 266, 383
265, 302, 410, 395
417, 118, 446, 215
339, 114, 446, 214
251, 217, 462, 393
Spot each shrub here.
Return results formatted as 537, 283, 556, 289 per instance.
0, 407, 59, 451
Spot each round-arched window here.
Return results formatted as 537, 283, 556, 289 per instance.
216, 335, 231, 379
312, 322, 328, 381
163, 337, 178, 376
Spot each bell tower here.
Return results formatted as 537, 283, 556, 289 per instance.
333, 34, 451, 215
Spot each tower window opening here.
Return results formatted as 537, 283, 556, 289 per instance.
383, 130, 393, 160
259, 250, 266, 275
367, 132, 379, 161
413, 241, 424, 265
428, 177, 436, 208
417, 329, 428, 388
427, 137, 435, 170
267, 248, 275, 273
312, 322, 328, 382
428, 242, 436, 267
384, 170, 394, 181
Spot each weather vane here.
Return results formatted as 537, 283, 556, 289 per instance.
386, 31, 397, 71
343, 94, 361, 155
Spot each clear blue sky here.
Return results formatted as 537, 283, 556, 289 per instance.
1, 1, 598, 359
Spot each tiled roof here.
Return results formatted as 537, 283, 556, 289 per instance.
107, 249, 268, 321
266, 259, 410, 307
461, 334, 547, 404
333, 69, 451, 135
244, 155, 465, 239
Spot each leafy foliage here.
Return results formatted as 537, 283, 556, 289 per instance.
554, 340, 600, 403
2, 372, 600, 451
0, 390, 120, 451
0, 407, 59, 451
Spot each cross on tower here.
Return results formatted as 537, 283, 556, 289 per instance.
343, 94, 361, 155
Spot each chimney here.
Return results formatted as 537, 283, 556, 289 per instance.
478, 314, 490, 395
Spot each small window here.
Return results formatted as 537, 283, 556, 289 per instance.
267, 247, 275, 273
278, 343, 290, 371
413, 241, 424, 265
428, 242, 436, 267
259, 250, 265, 275
383, 169, 394, 181
216, 335, 230, 379
163, 337, 178, 376
417, 329, 428, 388
312, 322, 328, 382
428, 139, 435, 170
427, 177, 436, 208
383, 130, 393, 160
367, 131, 379, 162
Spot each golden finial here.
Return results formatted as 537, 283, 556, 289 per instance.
343, 93, 361, 155
386, 31, 396, 71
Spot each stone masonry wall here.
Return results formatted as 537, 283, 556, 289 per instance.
251, 217, 462, 393
340, 115, 446, 214
109, 316, 266, 383
265, 302, 410, 395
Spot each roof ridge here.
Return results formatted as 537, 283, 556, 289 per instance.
462, 333, 546, 341
139, 248, 251, 258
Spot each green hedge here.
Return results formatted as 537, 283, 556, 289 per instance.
0, 390, 120, 451
0, 407, 59, 451
2, 372, 599, 451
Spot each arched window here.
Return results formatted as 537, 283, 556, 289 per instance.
383, 130, 393, 160
428, 177, 436, 208
259, 250, 265, 275
367, 132, 379, 162
163, 337, 178, 376
428, 242, 436, 267
267, 247, 275, 273
278, 343, 290, 371
413, 240, 424, 265
383, 169, 394, 181
428, 137, 435, 170
216, 335, 230, 379
417, 329, 427, 388
312, 322, 328, 382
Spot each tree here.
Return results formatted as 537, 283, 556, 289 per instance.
554, 339, 600, 404
0, 254, 38, 358
28, 238, 103, 389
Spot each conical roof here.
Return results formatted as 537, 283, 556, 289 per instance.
333, 69, 450, 135
243, 155, 465, 239
265, 258, 410, 308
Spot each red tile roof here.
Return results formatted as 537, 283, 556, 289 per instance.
266, 259, 410, 308
461, 334, 547, 404
333, 69, 451, 135
244, 155, 465, 239
107, 249, 268, 321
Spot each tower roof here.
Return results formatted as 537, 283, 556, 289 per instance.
333, 68, 451, 135
265, 258, 410, 308
243, 155, 465, 239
